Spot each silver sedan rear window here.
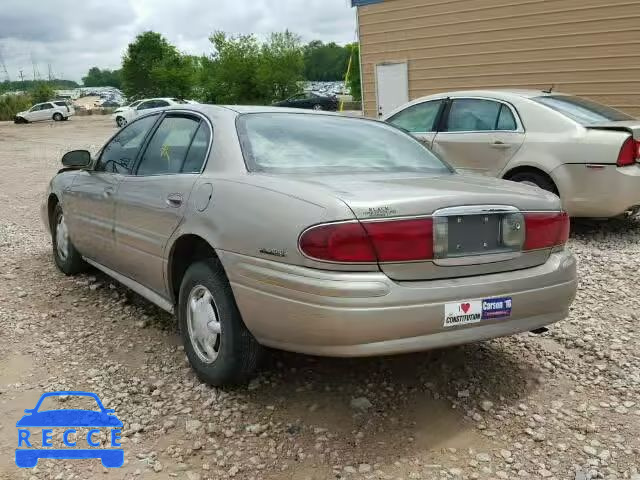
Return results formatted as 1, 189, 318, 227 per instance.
534, 95, 634, 125
237, 113, 452, 174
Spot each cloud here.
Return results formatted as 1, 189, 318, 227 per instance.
0, 0, 356, 82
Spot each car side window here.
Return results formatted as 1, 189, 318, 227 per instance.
136, 115, 201, 176
41, 103, 54, 110
446, 99, 501, 132
155, 100, 170, 108
388, 100, 443, 133
137, 101, 153, 110
496, 104, 517, 130
95, 114, 159, 174
29, 104, 41, 112
182, 123, 212, 173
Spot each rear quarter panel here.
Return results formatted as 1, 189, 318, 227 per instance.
168, 175, 377, 275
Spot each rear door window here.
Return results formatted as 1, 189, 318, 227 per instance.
136, 115, 201, 176
388, 100, 443, 133
445, 99, 502, 132
496, 104, 517, 130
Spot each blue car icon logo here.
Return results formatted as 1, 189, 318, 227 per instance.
15, 391, 124, 468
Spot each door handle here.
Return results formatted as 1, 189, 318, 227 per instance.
491, 140, 511, 149
166, 193, 183, 208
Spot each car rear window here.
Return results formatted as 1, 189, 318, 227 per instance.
533, 95, 634, 124
237, 113, 452, 174
54, 101, 68, 107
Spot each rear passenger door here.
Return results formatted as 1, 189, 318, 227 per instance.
432, 98, 525, 176
386, 99, 445, 147
113, 112, 212, 294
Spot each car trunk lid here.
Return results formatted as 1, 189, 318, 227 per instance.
294, 172, 563, 281
585, 121, 640, 139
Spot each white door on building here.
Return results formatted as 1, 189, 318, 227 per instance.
375, 62, 409, 118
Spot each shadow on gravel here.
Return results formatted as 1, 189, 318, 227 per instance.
246, 340, 540, 458
571, 215, 640, 236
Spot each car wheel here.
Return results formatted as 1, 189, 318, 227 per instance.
508, 171, 558, 195
52, 204, 87, 275
178, 259, 263, 386
116, 116, 127, 128
312, 104, 323, 111
53, 112, 63, 121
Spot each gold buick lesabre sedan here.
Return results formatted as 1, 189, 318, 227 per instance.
42, 105, 577, 386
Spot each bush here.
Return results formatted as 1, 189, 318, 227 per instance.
0, 94, 32, 121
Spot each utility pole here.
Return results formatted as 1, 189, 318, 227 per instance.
0, 47, 10, 83
47, 63, 53, 82
19, 70, 25, 91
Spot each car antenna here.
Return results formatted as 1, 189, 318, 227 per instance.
542, 84, 555, 94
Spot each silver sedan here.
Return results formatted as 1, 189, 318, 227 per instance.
42, 105, 577, 386
384, 90, 640, 218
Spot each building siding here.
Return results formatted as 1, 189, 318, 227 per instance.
357, 0, 640, 117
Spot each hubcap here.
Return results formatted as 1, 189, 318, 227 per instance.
117, 117, 126, 127
313, 105, 323, 111
56, 214, 69, 261
187, 286, 222, 364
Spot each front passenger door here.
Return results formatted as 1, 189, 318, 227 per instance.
63, 114, 160, 269
113, 113, 211, 294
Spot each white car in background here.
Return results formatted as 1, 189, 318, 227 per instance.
14, 101, 75, 124
112, 98, 190, 128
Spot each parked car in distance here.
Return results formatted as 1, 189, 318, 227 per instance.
384, 90, 640, 218
43, 105, 577, 386
273, 92, 338, 111
15, 101, 75, 124
111, 98, 188, 127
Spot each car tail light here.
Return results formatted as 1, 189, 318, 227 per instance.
299, 218, 434, 263
617, 137, 640, 167
524, 212, 570, 250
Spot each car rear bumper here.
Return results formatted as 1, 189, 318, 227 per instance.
551, 163, 640, 217
221, 250, 577, 357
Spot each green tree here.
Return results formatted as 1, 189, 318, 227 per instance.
346, 43, 361, 101
82, 67, 122, 88
256, 31, 304, 102
121, 31, 195, 98
303, 41, 350, 81
30, 83, 55, 103
0, 94, 32, 121
201, 32, 261, 104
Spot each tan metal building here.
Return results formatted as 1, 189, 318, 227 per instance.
352, 0, 640, 118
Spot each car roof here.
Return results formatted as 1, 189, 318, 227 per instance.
160, 104, 348, 118
408, 89, 571, 103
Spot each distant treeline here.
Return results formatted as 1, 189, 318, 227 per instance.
0, 79, 79, 94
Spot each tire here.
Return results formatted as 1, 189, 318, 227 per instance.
178, 259, 263, 386
116, 116, 127, 128
52, 204, 87, 275
312, 104, 323, 111
53, 112, 63, 121
14, 116, 27, 124
508, 170, 558, 195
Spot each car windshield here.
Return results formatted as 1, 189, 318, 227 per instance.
237, 113, 452, 174
533, 95, 634, 124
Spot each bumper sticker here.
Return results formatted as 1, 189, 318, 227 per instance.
444, 301, 482, 327
482, 297, 512, 320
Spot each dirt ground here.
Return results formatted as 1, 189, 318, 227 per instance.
0, 116, 638, 480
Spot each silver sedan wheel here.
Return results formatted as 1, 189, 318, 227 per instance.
56, 213, 69, 261
187, 285, 222, 364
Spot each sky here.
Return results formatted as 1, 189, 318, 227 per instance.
0, 0, 357, 83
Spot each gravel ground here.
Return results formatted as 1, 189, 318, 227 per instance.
0, 116, 639, 480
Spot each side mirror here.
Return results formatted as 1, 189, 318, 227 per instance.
62, 150, 91, 168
